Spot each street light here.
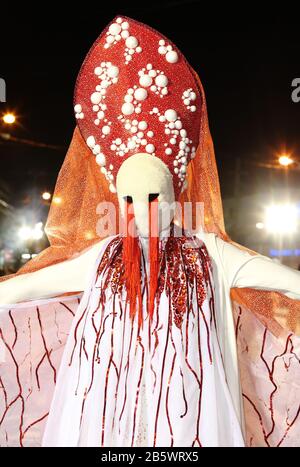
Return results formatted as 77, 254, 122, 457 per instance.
278, 154, 294, 167
2, 113, 16, 125
42, 192, 52, 201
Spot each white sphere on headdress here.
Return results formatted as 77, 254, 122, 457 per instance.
139, 75, 152, 87
134, 88, 148, 101
146, 144, 155, 154
138, 121, 148, 130
166, 50, 179, 63
122, 102, 135, 115
93, 145, 101, 155
158, 46, 167, 55
128, 140, 136, 150
86, 136, 95, 148
106, 35, 114, 44
91, 92, 101, 104
122, 21, 129, 30
165, 109, 178, 122
155, 75, 168, 87
149, 69, 157, 78
109, 183, 117, 193
126, 36, 138, 49
101, 80, 110, 89
107, 65, 119, 78
109, 23, 121, 36
96, 153, 106, 166
74, 104, 82, 113
102, 125, 111, 135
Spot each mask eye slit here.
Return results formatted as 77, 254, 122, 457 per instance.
123, 196, 133, 204
148, 193, 159, 202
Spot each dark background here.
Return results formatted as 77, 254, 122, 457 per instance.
1, 0, 300, 210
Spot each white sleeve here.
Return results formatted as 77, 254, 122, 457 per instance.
216, 236, 300, 300
0, 240, 105, 305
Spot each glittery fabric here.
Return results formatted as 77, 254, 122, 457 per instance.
233, 302, 300, 446
93, 233, 211, 332
41, 234, 244, 447
0, 296, 80, 446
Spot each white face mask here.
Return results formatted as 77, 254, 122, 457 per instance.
116, 153, 176, 237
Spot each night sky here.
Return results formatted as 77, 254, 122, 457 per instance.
1, 1, 300, 207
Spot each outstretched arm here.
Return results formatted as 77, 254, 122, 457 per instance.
0, 240, 105, 305
216, 236, 300, 300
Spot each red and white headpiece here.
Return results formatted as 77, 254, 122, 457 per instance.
74, 16, 202, 198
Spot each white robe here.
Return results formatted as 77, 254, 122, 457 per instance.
42, 235, 245, 447
1, 232, 300, 447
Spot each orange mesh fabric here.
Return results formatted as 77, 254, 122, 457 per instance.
0, 126, 119, 280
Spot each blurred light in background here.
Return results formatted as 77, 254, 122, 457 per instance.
18, 226, 33, 241
18, 222, 44, 241
278, 154, 294, 167
21, 253, 31, 260
42, 191, 51, 201
2, 112, 16, 124
265, 204, 298, 234
256, 222, 264, 230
